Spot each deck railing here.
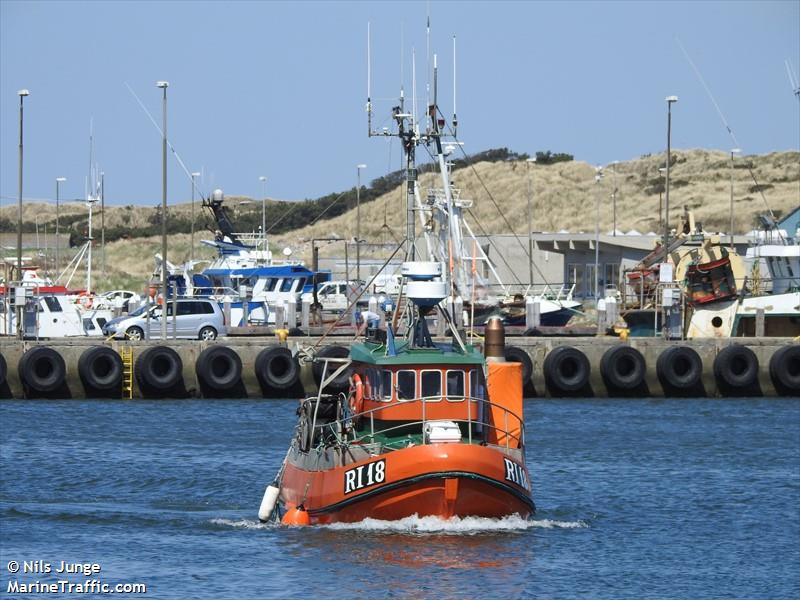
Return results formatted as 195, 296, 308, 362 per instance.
302, 394, 525, 454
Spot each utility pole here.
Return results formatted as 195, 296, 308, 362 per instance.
356, 164, 366, 283
663, 96, 678, 264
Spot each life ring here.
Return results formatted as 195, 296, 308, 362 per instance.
543, 346, 590, 396
600, 345, 646, 393
713, 344, 759, 395
350, 373, 364, 415
656, 346, 703, 395
196, 346, 242, 395
256, 346, 300, 391
18, 347, 67, 396
769, 344, 800, 396
76, 292, 93, 309
135, 346, 184, 396
312, 345, 351, 393
504, 346, 533, 388
78, 346, 123, 395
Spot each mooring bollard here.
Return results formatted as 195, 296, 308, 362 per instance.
239, 285, 249, 326
301, 299, 310, 329
275, 300, 286, 330
597, 298, 607, 335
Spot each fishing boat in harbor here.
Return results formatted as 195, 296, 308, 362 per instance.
259, 263, 533, 525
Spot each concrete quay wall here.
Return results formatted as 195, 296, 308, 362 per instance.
0, 336, 796, 399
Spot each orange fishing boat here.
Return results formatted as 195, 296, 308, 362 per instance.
258, 265, 534, 525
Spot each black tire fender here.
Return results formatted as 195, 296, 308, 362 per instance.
656, 346, 703, 390
78, 346, 123, 392
544, 346, 590, 393
255, 346, 300, 391
713, 344, 759, 390
504, 346, 533, 386
769, 344, 800, 395
18, 347, 66, 393
196, 346, 242, 391
312, 345, 351, 393
601, 345, 646, 391
135, 346, 183, 392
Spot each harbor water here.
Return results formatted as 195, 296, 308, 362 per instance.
1, 397, 798, 599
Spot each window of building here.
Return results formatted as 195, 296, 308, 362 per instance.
605, 263, 620, 290
585, 264, 597, 298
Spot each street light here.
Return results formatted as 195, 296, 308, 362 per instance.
157, 80, 169, 340
16, 89, 29, 339
611, 160, 619, 236
594, 166, 604, 301
55, 177, 66, 274
729, 148, 741, 250
526, 157, 537, 286
190, 171, 200, 262
259, 175, 267, 249
356, 164, 367, 283
663, 95, 678, 265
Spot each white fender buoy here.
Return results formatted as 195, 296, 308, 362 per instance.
258, 484, 281, 522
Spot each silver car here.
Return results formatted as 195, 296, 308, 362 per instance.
102, 299, 226, 340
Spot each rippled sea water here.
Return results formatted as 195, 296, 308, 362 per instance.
1, 398, 798, 599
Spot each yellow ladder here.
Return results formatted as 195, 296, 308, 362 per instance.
120, 346, 134, 399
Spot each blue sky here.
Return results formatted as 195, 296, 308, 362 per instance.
1, 0, 798, 207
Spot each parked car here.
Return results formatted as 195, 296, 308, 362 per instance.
95, 289, 141, 313
101, 298, 226, 340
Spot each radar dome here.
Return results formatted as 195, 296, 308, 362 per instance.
212, 189, 224, 202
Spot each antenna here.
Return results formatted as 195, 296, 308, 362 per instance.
400, 22, 405, 112
425, 9, 431, 134
452, 35, 458, 135
786, 59, 800, 102
412, 47, 418, 130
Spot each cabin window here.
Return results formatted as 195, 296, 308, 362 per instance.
42, 297, 62, 312
296, 277, 307, 291
396, 370, 416, 401
279, 279, 293, 293
264, 278, 278, 292
469, 369, 486, 401
446, 370, 465, 401
381, 370, 393, 401
420, 370, 442, 400
364, 368, 386, 401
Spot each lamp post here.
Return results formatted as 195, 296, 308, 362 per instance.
157, 80, 169, 340
55, 177, 66, 275
663, 95, 678, 264
100, 171, 105, 279
190, 171, 200, 262
611, 160, 619, 236
356, 164, 367, 283
526, 157, 537, 287
16, 89, 29, 339
729, 148, 741, 250
259, 175, 267, 249
594, 166, 603, 301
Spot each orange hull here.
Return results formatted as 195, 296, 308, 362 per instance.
280, 443, 534, 524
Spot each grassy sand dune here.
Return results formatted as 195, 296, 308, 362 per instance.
4, 149, 797, 290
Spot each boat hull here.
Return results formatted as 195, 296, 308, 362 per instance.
280, 443, 534, 524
